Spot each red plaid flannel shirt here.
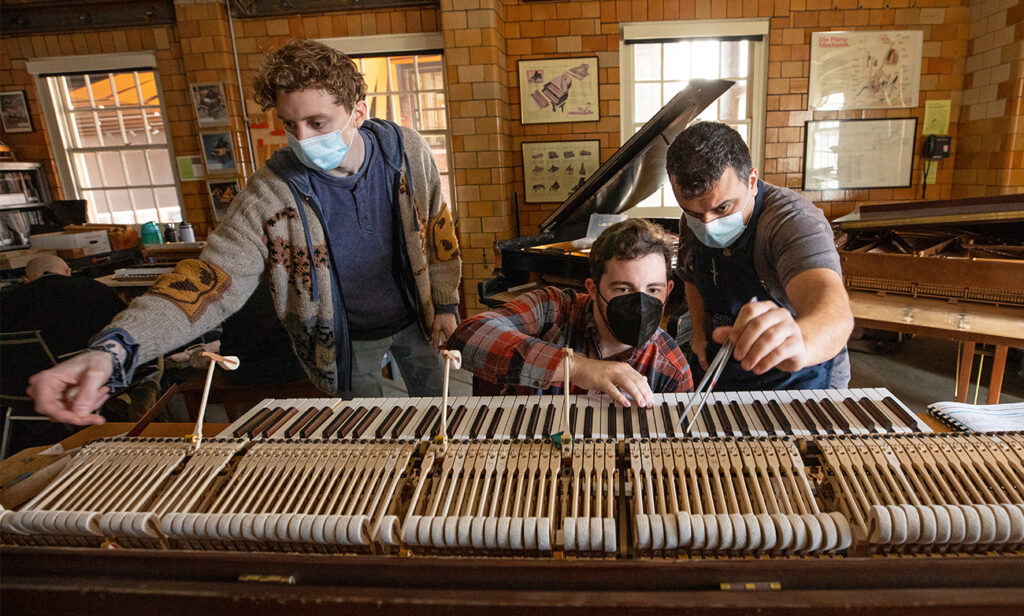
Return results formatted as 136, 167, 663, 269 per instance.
447, 287, 693, 395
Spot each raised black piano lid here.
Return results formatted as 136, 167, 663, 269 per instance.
481, 79, 734, 307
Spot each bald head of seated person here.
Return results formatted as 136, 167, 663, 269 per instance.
1, 255, 125, 359
446, 219, 693, 408
667, 121, 853, 391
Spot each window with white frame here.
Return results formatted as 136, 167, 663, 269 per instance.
28, 54, 182, 225
620, 20, 769, 218
323, 34, 455, 208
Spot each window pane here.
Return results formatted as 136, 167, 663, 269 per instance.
395, 93, 415, 126
362, 57, 390, 93
391, 57, 417, 91
132, 188, 157, 222
73, 152, 102, 188
71, 112, 100, 147
121, 109, 148, 145
418, 93, 446, 130
663, 42, 690, 81
634, 83, 661, 122
663, 81, 687, 104
82, 189, 107, 220
691, 41, 720, 79
97, 110, 123, 146
113, 73, 140, 106
417, 56, 444, 90
720, 40, 749, 78
366, 95, 390, 120
148, 150, 174, 184
87, 73, 115, 108
146, 110, 166, 144
66, 75, 92, 110
719, 79, 747, 120
123, 150, 150, 185
634, 44, 661, 81
98, 151, 127, 186
137, 72, 159, 106
731, 123, 749, 143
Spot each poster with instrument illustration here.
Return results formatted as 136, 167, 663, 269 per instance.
518, 57, 599, 124
522, 140, 599, 203
809, 30, 922, 110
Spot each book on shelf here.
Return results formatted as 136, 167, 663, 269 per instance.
927, 400, 1024, 432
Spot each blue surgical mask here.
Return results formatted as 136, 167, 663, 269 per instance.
685, 208, 747, 249
287, 114, 354, 172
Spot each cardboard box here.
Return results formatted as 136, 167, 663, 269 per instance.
29, 230, 111, 256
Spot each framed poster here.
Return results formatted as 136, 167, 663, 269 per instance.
518, 57, 598, 124
522, 140, 599, 203
803, 118, 917, 191
0, 91, 32, 133
190, 82, 230, 127
809, 31, 922, 110
200, 131, 237, 175
208, 179, 240, 220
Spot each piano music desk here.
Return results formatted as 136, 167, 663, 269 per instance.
849, 290, 1023, 404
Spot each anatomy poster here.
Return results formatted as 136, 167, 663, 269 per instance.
522, 140, 599, 203
809, 31, 922, 110
518, 57, 599, 124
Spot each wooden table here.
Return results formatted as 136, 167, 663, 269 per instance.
849, 290, 1023, 404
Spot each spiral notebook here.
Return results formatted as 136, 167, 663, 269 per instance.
927, 401, 1024, 432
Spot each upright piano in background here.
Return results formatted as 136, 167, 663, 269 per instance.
479, 78, 733, 307
833, 193, 1024, 402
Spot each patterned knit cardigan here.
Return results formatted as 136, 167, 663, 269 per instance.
104, 122, 461, 394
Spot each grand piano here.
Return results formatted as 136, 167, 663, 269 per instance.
479, 78, 733, 307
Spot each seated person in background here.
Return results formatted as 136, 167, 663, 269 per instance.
218, 280, 308, 385
666, 121, 853, 391
446, 219, 693, 408
0, 255, 126, 358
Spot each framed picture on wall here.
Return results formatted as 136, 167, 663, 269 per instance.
803, 117, 917, 190
521, 140, 600, 203
208, 179, 240, 220
808, 30, 922, 110
200, 131, 237, 175
518, 57, 599, 125
190, 82, 230, 127
0, 91, 33, 133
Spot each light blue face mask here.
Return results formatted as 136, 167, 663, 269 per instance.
685, 205, 748, 249
287, 114, 354, 172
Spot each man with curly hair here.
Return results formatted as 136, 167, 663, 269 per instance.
30, 39, 463, 425
666, 121, 852, 392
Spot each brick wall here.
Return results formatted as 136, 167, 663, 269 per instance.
953, 0, 1024, 196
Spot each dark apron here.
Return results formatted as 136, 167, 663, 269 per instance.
687, 180, 833, 391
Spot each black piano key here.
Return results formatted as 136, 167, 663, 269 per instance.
322, 406, 355, 439
750, 400, 775, 434
299, 407, 334, 439
804, 399, 837, 434
607, 403, 617, 438
713, 402, 734, 436
284, 406, 320, 439
661, 402, 675, 438
543, 404, 556, 437
391, 405, 419, 439
251, 406, 288, 437
622, 405, 633, 439
429, 405, 459, 439
637, 406, 650, 439
447, 405, 468, 438
568, 404, 579, 438
582, 406, 593, 439
843, 398, 880, 432
526, 404, 541, 439
486, 407, 505, 440
233, 406, 273, 438
374, 405, 404, 439
788, 399, 817, 434
882, 396, 920, 430
819, 398, 851, 433
415, 405, 439, 439
469, 405, 489, 439
857, 397, 894, 433
766, 400, 792, 434
728, 401, 750, 436
340, 406, 370, 438
351, 406, 381, 439
261, 406, 299, 438
510, 404, 527, 438
702, 402, 718, 436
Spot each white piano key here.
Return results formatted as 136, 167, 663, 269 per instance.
265, 398, 322, 439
